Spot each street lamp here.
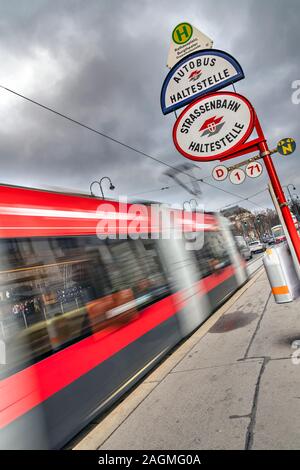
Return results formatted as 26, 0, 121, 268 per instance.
90, 177, 115, 199
285, 184, 297, 202
183, 198, 198, 211
242, 220, 248, 239
252, 217, 260, 239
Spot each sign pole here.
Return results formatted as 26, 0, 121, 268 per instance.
255, 118, 300, 263
162, 25, 300, 263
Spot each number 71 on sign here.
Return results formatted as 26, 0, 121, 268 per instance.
245, 162, 263, 178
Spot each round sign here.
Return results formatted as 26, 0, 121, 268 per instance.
245, 161, 263, 178
212, 165, 228, 181
277, 138, 296, 156
229, 168, 246, 185
173, 92, 255, 162
172, 23, 193, 44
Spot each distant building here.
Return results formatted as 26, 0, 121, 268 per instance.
220, 206, 257, 239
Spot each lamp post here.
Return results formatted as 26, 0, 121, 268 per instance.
286, 184, 296, 202
250, 216, 259, 240
241, 221, 247, 239
284, 184, 299, 221
90, 177, 115, 199
255, 216, 261, 239
291, 195, 300, 221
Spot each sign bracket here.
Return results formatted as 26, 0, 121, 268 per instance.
227, 147, 277, 171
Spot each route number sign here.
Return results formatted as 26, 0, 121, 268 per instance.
245, 162, 263, 178
212, 165, 228, 181
229, 168, 246, 185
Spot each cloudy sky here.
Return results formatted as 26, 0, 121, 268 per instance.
0, 0, 299, 212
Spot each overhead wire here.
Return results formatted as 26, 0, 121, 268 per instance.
0, 84, 270, 211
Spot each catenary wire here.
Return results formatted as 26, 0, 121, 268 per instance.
0, 84, 269, 211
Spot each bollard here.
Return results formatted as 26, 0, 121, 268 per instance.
263, 243, 300, 303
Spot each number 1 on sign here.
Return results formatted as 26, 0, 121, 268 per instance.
229, 169, 246, 185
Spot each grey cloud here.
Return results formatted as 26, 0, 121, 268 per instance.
0, 0, 299, 213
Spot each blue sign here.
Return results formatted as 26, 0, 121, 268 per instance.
161, 49, 244, 115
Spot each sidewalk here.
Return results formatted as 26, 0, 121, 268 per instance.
74, 268, 300, 450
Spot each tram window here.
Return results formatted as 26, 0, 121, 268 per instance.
138, 239, 169, 296
108, 239, 169, 299
187, 232, 214, 279
0, 236, 170, 378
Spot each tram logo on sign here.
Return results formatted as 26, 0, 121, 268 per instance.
199, 116, 224, 136
189, 69, 202, 82
161, 50, 245, 115
173, 92, 255, 162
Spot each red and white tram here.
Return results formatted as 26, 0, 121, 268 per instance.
0, 184, 248, 449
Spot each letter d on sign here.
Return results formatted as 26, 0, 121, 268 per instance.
212, 165, 228, 182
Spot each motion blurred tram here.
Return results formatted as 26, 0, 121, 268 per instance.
0, 184, 248, 449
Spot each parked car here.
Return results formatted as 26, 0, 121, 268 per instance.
248, 240, 266, 254
235, 236, 252, 261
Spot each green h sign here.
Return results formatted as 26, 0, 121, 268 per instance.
172, 23, 193, 44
